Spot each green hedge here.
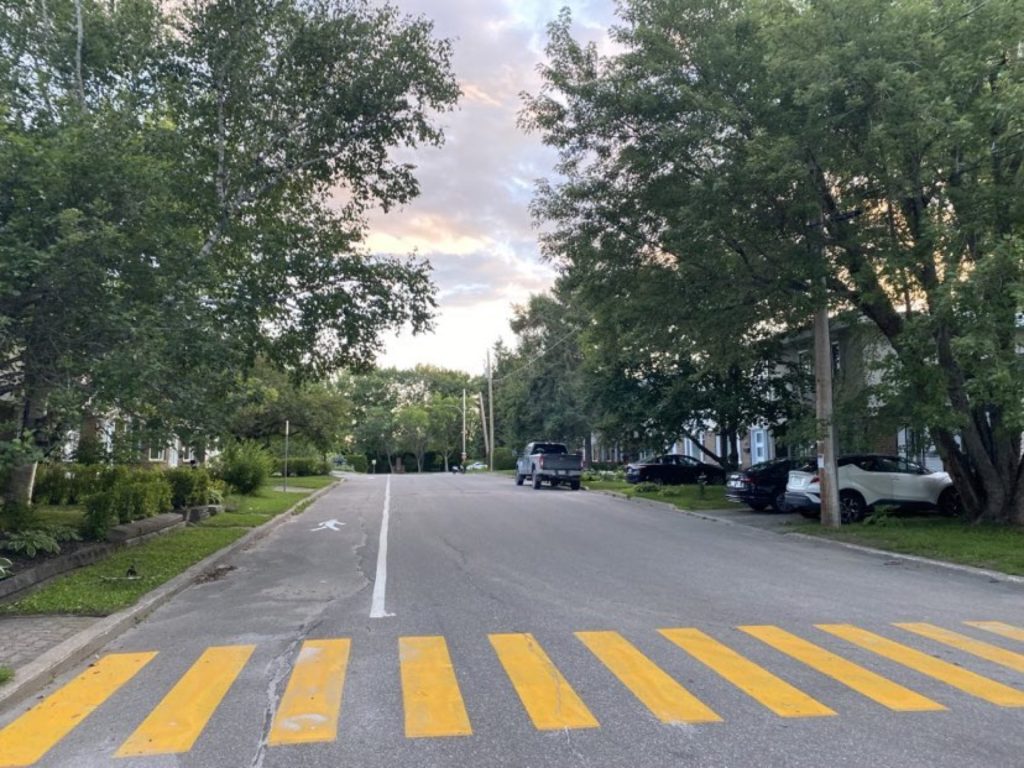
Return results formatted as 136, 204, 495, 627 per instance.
344, 454, 368, 473
215, 441, 273, 494
276, 457, 331, 477
32, 463, 107, 506
84, 471, 172, 538
493, 447, 517, 471
165, 467, 215, 508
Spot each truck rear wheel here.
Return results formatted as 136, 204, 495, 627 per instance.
532, 472, 541, 490
515, 472, 524, 486
570, 480, 580, 491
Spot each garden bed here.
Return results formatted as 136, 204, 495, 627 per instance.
584, 479, 735, 510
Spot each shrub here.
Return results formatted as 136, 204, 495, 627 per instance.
31, 463, 107, 505
83, 470, 172, 538
32, 464, 69, 505
216, 441, 273, 494
345, 454, 368, 473
278, 456, 322, 476
492, 446, 517, 471
74, 433, 107, 465
166, 467, 213, 508
1, 529, 62, 558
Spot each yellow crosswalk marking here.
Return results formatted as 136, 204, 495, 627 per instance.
268, 639, 351, 745
740, 625, 944, 712
489, 633, 599, 730
964, 621, 1024, 644
399, 636, 472, 738
818, 625, 1024, 707
659, 628, 835, 718
576, 631, 721, 724
116, 645, 254, 756
895, 623, 1024, 674
0, 652, 155, 768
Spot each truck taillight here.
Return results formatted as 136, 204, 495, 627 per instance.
539, 455, 545, 468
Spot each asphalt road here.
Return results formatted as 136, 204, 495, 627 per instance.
2, 472, 1023, 768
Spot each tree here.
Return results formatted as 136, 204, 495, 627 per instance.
224, 363, 351, 457
395, 405, 430, 472
0, 0, 458, 509
428, 394, 462, 471
492, 292, 592, 452
526, 0, 1024, 522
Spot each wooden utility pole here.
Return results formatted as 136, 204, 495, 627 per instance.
461, 388, 467, 466
814, 283, 840, 528
478, 392, 489, 463
487, 349, 495, 472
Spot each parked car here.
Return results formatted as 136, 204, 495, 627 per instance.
626, 454, 726, 486
726, 457, 809, 512
785, 454, 960, 523
515, 442, 583, 490
465, 462, 487, 471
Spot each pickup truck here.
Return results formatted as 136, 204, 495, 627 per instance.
515, 442, 583, 490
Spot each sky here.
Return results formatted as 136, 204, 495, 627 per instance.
368, 0, 619, 376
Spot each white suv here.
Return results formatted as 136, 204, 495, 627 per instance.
785, 454, 960, 523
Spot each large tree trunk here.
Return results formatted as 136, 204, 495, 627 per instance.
3, 383, 51, 509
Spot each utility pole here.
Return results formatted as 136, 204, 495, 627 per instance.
461, 388, 467, 467
813, 278, 840, 529
810, 206, 860, 528
283, 419, 290, 494
487, 349, 495, 472
478, 392, 489, 463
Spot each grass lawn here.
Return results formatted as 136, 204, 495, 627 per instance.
0, 667, 11, 686
792, 517, 1024, 576
273, 475, 336, 490
1, 527, 247, 616
584, 479, 736, 510
223, 488, 314, 516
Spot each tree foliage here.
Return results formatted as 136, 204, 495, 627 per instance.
0, 0, 459, 503
526, 0, 1024, 522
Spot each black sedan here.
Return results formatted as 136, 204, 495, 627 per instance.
626, 454, 727, 485
725, 457, 810, 512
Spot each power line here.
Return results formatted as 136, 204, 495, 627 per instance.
491, 325, 582, 385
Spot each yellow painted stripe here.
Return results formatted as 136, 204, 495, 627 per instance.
818, 625, 1024, 707
896, 623, 1024, 674
659, 628, 835, 718
268, 639, 351, 745
116, 645, 254, 756
741, 625, 944, 712
965, 621, 1024, 644
399, 636, 472, 738
0, 652, 155, 767
489, 633, 598, 730
576, 631, 721, 724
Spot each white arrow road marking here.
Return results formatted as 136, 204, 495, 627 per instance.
370, 476, 394, 618
310, 519, 345, 532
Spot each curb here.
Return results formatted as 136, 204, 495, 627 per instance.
586, 487, 1024, 586
0, 480, 341, 714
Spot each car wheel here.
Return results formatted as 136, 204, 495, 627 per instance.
937, 487, 963, 516
749, 503, 769, 512
651, 476, 663, 486
839, 490, 867, 524
570, 480, 580, 491
772, 490, 790, 513
532, 472, 541, 490
515, 472, 524, 486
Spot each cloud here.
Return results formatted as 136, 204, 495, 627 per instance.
365, 0, 618, 373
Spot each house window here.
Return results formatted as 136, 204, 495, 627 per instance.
148, 446, 166, 462
831, 342, 841, 374
752, 429, 768, 464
